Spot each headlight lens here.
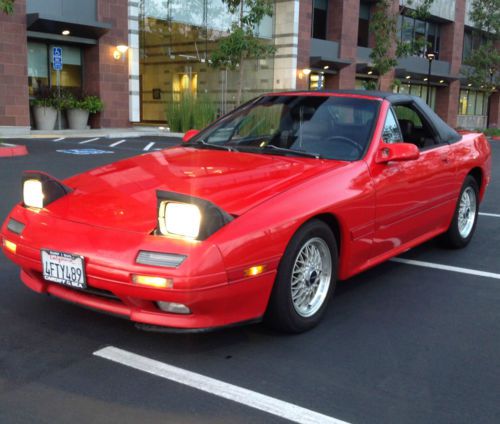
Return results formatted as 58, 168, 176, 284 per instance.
23, 179, 44, 209
156, 191, 233, 241
159, 202, 202, 239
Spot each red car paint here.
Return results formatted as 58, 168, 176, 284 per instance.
1, 92, 492, 331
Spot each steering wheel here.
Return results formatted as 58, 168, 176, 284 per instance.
326, 135, 364, 154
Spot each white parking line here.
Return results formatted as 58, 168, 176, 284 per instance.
94, 346, 350, 424
479, 212, 500, 218
390, 258, 500, 280
143, 142, 155, 151
79, 138, 100, 144
109, 139, 126, 147
52, 137, 65, 142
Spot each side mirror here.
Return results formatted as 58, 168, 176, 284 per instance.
375, 142, 420, 164
182, 129, 200, 143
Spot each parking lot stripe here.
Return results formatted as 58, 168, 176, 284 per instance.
391, 258, 500, 280
52, 137, 65, 142
79, 138, 100, 144
94, 346, 350, 424
479, 212, 500, 218
109, 139, 126, 147
143, 142, 155, 151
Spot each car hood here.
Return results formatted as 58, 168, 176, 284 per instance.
49, 147, 345, 233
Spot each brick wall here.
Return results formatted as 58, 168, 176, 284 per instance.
435, 0, 465, 127
84, 0, 129, 128
0, 0, 29, 127
296, 0, 312, 90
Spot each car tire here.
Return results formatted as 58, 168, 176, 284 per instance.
265, 220, 337, 333
441, 175, 479, 249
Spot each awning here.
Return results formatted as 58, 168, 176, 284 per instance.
27, 13, 111, 39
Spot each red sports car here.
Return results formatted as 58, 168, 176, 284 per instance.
1, 91, 492, 333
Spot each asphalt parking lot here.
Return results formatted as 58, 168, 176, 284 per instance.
0, 138, 499, 424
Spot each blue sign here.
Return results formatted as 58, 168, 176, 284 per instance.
52, 47, 63, 71
53, 57, 62, 71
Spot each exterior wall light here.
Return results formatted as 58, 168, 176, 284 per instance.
113, 45, 129, 61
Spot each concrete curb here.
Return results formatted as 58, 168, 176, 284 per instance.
0, 143, 28, 157
1, 128, 184, 139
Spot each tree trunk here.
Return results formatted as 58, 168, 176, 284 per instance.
236, 59, 244, 106
236, 1, 245, 106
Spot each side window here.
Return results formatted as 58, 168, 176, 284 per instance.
382, 108, 403, 144
393, 103, 439, 149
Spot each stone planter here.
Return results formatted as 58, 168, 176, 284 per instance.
67, 108, 90, 130
33, 106, 57, 130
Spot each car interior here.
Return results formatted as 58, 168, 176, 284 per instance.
393, 103, 439, 149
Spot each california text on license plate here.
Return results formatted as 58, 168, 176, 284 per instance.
41, 250, 87, 289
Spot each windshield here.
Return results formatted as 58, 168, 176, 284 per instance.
189, 95, 380, 161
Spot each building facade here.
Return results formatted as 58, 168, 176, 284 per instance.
0, 0, 498, 133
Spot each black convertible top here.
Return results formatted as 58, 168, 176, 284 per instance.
292, 90, 462, 144
304, 90, 462, 143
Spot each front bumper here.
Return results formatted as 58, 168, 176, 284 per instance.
1, 207, 277, 331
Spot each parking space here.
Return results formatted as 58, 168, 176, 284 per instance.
2, 135, 182, 155
0, 140, 499, 423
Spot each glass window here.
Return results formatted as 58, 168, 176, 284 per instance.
467, 90, 476, 115
398, 16, 440, 59
382, 108, 402, 144
312, 0, 327, 39
476, 92, 485, 115
459, 89, 488, 116
358, 3, 370, 47
394, 105, 423, 128
28, 42, 48, 96
196, 95, 380, 161
401, 16, 414, 43
459, 90, 468, 115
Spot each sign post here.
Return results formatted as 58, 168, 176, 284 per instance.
52, 47, 63, 130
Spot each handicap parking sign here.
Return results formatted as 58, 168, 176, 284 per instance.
52, 47, 63, 71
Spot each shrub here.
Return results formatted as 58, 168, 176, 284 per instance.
165, 94, 217, 132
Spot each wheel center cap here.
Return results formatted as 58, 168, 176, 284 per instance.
304, 268, 318, 287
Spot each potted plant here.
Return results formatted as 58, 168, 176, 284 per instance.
31, 88, 58, 130
66, 95, 104, 130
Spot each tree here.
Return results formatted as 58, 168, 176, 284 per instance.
0, 0, 14, 14
368, 0, 434, 90
210, 0, 276, 106
464, 0, 500, 91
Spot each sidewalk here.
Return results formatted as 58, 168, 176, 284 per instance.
0, 126, 184, 139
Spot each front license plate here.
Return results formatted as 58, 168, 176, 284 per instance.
41, 250, 86, 289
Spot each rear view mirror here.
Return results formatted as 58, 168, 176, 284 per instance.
182, 129, 200, 143
375, 142, 420, 164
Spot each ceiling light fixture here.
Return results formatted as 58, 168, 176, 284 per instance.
62, 30, 70, 36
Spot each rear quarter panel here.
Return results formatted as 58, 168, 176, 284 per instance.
450, 132, 492, 201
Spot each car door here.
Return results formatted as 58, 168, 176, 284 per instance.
370, 104, 456, 258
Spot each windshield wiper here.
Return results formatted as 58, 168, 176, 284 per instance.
188, 140, 236, 152
258, 144, 321, 159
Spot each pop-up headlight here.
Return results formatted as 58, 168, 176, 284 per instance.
157, 191, 233, 241
23, 179, 44, 209
22, 172, 72, 209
